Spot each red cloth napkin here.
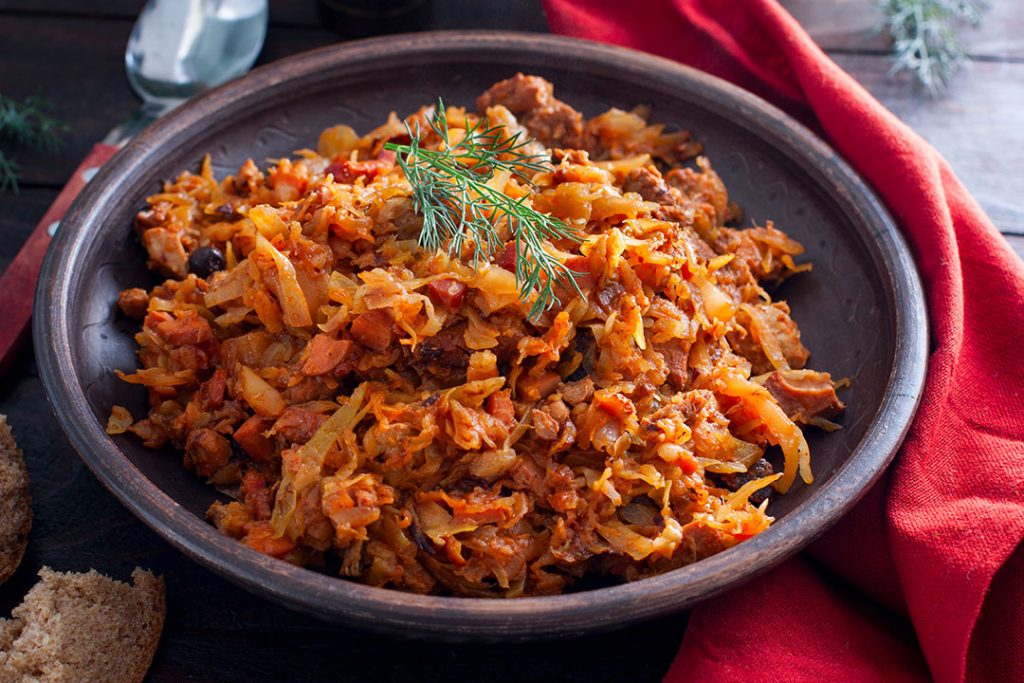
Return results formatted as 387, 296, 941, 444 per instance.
543, 2, 1024, 681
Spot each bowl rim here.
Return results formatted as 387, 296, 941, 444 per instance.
34, 30, 928, 638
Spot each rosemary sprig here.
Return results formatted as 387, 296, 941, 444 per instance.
0, 93, 67, 193
879, 0, 988, 95
385, 100, 584, 318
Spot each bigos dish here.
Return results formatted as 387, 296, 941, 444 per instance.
106, 74, 844, 598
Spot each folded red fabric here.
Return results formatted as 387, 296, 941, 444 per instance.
543, 1, 1024, 681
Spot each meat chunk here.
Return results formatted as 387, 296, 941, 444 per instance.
148, 310, 214, 346
622, 166, 674, 204
272, 406, 329, 444
117, 287, 150, 320
350, 310, 395, 351
302, 334, 352, 376
185, 428, 231, 478
712, 224, 806, 285
486, 390, 517, 429
531, 409, 560, 441
325, 150, 395, 184
729, 302, 810, 375
476, 73, 584, 148
655, 341, 690, 390
763, 369, 844, 424
416, 323, 471, 381
141, 227, 189, 278
559, 377, 594, 405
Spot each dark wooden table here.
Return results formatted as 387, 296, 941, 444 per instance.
0, 2, 1021, 681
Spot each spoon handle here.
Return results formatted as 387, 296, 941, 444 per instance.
0, 143, 120, 376
103, 101, 171, 147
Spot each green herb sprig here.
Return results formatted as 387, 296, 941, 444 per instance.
385, 100, 583, 319
0, 94, 67, 193
879, 0, 988, 95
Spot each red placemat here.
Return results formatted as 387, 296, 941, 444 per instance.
0, 143, 119, 375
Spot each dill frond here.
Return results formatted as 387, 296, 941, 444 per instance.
879, 0, 988, 95
0, 94, 67, 193
0, 150, 19, 194
386, 100, 584, 318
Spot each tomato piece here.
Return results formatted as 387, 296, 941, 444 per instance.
486, 390, 517, 428
426, 278, 468, 309
497, 241, 518, 271
325, 150, 396, 184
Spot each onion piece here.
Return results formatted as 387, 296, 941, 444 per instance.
255, 233, 312, 328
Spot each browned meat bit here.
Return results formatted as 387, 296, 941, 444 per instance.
486, 390, 517, 429
531, 409, 560, 441
763, 370, 844, 424
117, 288, 150, 320
231, 159, 264, 196
476, 73, 584, 149
425, 278, 468, 309
350, 309, 395, 351
711, 458, 776, 507
148, 309, 214, 347
712, 223, 806, 286
559, 376, 594, 405
654, 341, 690, 390
622, 165, 675, 204
184, 428, 231, 477
416, 323, 471, 381
728, 301, 810, 375
302, 334, 353, 376
141, 227, 189, 278
272, 406, 329, 444
135, 203, 169, 230
665, 157, 729, 225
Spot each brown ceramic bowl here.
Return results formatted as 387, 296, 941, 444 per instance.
35, 32, 927, 639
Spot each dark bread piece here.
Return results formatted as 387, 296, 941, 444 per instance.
0, 415, 30, 584
0, 567, 165, 682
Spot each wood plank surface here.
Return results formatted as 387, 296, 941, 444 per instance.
783, 0, 1024, 58
828, 53, 1024, 236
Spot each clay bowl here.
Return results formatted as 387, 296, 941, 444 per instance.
34, 31, 927, 639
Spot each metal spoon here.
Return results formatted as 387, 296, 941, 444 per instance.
0, 0, 268, 375
104, 0, 268, 146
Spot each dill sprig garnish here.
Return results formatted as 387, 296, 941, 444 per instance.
385, 100, 584, 319
879, 0, 988, 95
0, 94, 67, 193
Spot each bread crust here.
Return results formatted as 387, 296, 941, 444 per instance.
0, 415, 31, 584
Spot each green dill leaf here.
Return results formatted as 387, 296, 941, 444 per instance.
0, 93, 67, 193
878, 0, 988, 95
0, 150, 20, 194
385, 99, 585, 316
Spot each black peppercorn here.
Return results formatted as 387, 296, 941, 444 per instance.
188, 246, 226, 279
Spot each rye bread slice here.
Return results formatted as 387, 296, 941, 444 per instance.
0, 415, 30, 584
0, 567, 165, 683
